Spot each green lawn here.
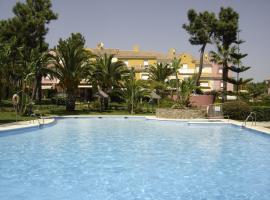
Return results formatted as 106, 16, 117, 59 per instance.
0, 100, 155, 124
0, 112, 34, 125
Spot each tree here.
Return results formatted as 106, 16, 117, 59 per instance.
148, 62, 174, 97
12, 0, 58, 102
227, 66, 252, 99
92, 54, 126, 98
122, 69, 149, 114
183, 9, 217, 86
178, 78, 198, 107
227, 33, 252, 98
148, 62, 173, 82
213, 7, 239, 102
210, 43, 236, 96
171, 57, 182, 100
0, 0, 57, 105
46, 33, 93, 111
246, 82, 268, 102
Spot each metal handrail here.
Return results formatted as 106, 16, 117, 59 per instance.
30, 113, 44, 127
242, 112, 256, 126
224, 115, 230, 122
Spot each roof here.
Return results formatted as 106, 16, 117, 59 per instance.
87, 47, 215, 67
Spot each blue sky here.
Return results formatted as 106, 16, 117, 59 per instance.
0, 0, 270, 81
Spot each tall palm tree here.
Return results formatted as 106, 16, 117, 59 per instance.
178, 78, 198, 107
171, 57, 182, 100
122, 69, 149, 114
148, 62, 174, 97
46, 33, 93, 111
210, 43, 236, 102
92, 54, 126, 95
148, 62, 173, 82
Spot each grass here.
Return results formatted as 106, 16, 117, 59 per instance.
0, 112, 33, 125
0, 100, 155, 124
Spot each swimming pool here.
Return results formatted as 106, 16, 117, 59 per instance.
0, 117, 269, 200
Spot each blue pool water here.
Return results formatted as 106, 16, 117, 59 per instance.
0, 117, 269, 200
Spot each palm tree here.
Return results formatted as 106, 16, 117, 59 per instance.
148, 62, 174, 97
178, 78, 198, 107
171, 57, 182, 100
148, 62, 173, 82
92, 53, 126, 96
122, 69, 149, 114
210, 43, 236, 102
46, 33, 93, 111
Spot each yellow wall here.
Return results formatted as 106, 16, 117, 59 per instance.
179, 53, 195, 68
119, 58, 157, 80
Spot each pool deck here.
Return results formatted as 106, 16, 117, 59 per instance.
146, 116, 270, 135
0, 115, 269, 135
0, 118, 55, 132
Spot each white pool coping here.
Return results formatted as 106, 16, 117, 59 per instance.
145, 116, 270, 135
0, 115, 269, 135
0, 118, 55, 132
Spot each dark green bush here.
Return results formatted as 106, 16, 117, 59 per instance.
51, 93, 67, 105
251, 106, 270, 121
223, 101, 251, 120
159, 98, 175, 108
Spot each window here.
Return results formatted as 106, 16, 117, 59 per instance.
221, 82, 224, 88
184, 77, 189, 81
182, 64, 188, 69
218, 68, 223, 74
143, 60, 148, 66
111, 57, 118, 63
141, 73, 149, 80
200, 82, 209, 87
124, 61, 129, 66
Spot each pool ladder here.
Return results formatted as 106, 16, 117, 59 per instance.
30, 114, 45, 127
242, 112, 256, 127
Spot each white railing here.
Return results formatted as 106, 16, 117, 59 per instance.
179, 68, 195, 74
30, 113, 45, 127
242, 112, 256, 127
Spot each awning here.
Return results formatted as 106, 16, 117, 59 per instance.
78, 85, 92, 88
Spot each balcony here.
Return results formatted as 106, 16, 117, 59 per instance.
179, 68, 195, 74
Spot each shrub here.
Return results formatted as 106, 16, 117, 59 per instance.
159, 98, 175, 108
251, 106, 270, 121
223, 101, 251, 120
51, 93, 67, 105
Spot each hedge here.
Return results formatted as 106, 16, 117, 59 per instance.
223, 101, 251, 120
251, 106, 270, 121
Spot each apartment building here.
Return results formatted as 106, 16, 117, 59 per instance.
89, 44, 233, 92
41, 44, 233, 99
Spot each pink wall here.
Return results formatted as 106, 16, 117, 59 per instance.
190, 95, 214, 107
211, 63, 233, 91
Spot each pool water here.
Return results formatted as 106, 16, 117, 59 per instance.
0, 117, 269, 200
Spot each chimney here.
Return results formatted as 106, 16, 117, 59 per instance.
97, 42, 104, 49
168, 48, 176, 57
133, 44, 140, 52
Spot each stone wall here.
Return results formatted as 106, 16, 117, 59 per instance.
156, 108, 206, 119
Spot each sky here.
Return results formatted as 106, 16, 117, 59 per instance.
0, 0, 270, 81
